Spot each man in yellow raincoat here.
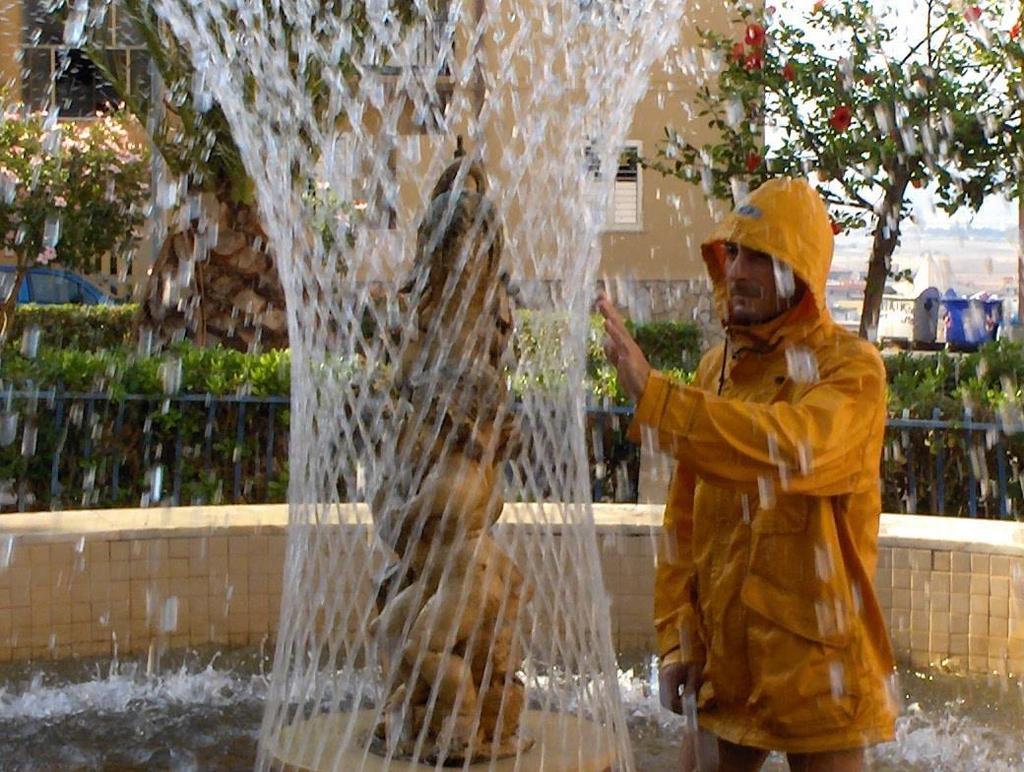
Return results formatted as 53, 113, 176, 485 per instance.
599, 178, 896, 770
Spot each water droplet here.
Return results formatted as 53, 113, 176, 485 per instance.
0, 412, 18, 447
814, 543, 833, 581
829, 661, 845, 699
160, 596, 179, 632
772, 258, 796, 300
137, 327, 154, 358
62, 2, 88, 47
20, 326, 40, 359
161, 358, 183, 394
42, 215, 61, 249
0, 536, 14, 569
785, 346, 819, 385
21, 423, 37, 457
150, 465, 164, 503
724, 98, 744, 129
757, 476, 775, 510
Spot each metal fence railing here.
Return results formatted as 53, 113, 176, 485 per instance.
0, 391, 1019, 519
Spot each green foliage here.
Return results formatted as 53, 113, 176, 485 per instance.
4, 303, 137, 350
885, 340, 1024, 419
0, 343, 291, 397
0, 342, 292, 510
4, 324, 1023, 517
628, 320, 702, 373
883, 340, 1024, 519
513, 310, 702, 404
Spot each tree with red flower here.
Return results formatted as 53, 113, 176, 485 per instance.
745, 23, 766, 47
650, 0, 1022, 340
828, 105, 853, 132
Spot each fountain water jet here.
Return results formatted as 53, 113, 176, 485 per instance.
143, 0, 684, 768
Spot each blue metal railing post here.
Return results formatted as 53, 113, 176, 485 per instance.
233, 401, 247, 502
48, 389, 65, 506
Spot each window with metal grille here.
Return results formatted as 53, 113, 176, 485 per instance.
21, 0, 150, 117
585, 142, 642, 230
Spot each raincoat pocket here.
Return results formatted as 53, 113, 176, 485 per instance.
745, 498, 852, 646
742, 579, 860, 737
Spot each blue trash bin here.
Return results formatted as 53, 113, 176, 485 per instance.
942, 294, 1002, 349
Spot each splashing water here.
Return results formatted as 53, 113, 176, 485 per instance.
134, 0, 685, 767
0, 655, 1020, 771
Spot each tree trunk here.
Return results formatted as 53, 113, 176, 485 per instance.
0, 261, 30, 342
1018, 196, 1023, 327
859, 175, 910, 340
136, 192, 288, 352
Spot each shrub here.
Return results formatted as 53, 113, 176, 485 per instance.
5, 303, 137, 351
882, 341, 1024, 519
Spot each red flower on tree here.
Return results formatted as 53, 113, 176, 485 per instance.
1012, 22, 1021, 39
745, 151, 762, 173
744, 51, 764, 71
745, 23, 766, 48
829, 105, 853, 132
730, 42, 745, 62
964, 5, 982, 22
783, 62, 796, 81
831, 220, 844, 235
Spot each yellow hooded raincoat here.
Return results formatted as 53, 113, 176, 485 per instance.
632, 178, 897, 753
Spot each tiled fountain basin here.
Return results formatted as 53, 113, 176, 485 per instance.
0, 505, 1022, 676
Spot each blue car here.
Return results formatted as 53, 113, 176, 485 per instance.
0, 266, 119, 305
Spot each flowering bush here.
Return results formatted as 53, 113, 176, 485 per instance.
0, 100, 149, 319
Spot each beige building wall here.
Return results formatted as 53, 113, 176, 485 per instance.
599, 4, 730, 285
0, 3, 21, 94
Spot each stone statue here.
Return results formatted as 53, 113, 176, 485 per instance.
369, 143, 531, 763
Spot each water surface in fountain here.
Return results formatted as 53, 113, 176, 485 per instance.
1, 651, 1022, 770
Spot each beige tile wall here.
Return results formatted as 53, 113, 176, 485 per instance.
0, 530, 286, 662
877, 546, 1024, 675
602, 536, 1024, 677
1, 513, 1022, 679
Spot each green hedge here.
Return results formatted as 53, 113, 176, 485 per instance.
881, 342, 1024, 519
6, 303, 137, 350
0, 344, 292, 510
2, 303, 1021, 518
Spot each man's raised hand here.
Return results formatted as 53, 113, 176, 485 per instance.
595, 293, 651, 403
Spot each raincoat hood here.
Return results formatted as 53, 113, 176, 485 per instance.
701, 177, 834, 327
